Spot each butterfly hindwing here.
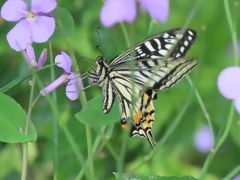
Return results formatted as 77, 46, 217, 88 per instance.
130, 90, 156, 148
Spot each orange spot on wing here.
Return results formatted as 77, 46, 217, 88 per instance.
133, 110, 143, 124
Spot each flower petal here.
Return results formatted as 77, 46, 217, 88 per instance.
100, 0, 136, 27
194, 125, 213, 153
37, 48, 48, 68
234, 98, 240, 113
217, 66, 240, 99
55, 51, 72, 73
66, 73, 83, 101
6, 19, 32, 51
31, 0, 57, 13
1, 0, 27, 21
140, 0, 169, 23
24, 44, 36, 66
40, 74, 67, 96
28, 15, 55, 43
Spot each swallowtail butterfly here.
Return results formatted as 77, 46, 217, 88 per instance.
88, 28, 198, 148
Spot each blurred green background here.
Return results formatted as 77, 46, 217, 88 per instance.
0, 0, 240, 179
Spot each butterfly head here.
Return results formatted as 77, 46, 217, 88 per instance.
96, 56, 104, 66
87, 56, 108, 86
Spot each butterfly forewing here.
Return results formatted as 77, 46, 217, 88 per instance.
109, 29, 197, 67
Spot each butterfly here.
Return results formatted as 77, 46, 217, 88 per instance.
88, 28, 198, 148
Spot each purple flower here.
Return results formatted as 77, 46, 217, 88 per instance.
217, 66, 240, 113
217, 66, 240, 99
23, 45, 47, 68
194, 125, 213, 153
234, 98, 240, 113
40, 51, 83, 101
100, 0, 169, 27
1, 0, 57, 51
233, 176, 240, 180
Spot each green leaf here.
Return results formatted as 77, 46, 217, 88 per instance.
0, 72, 31, 93
75, 95, 120, 129
0, 93, 37, 143
113, 173, 198, 180
52, 7, 75, 39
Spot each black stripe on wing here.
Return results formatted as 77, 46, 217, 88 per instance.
110, 57, 198, 90
109, 29, 197, 67
130, 90, 157, 148
152, 58, 198, 90
103, 79, 116, 113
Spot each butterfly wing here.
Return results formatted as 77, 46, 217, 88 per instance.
109, 29, 198, 91
106, 70, 150, 134
109, 29, 197, 67
102, 78, 116, 113
130, 90, 156, 148
113, 57, 197, 90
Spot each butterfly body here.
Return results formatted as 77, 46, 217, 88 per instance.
88, 28, 198, 147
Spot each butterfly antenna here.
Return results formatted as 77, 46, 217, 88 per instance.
65, 83, 96, 95
96, 27, 104, 56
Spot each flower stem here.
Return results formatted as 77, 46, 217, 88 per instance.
200, 103, 235, 179
120, 23, 131, 47
186, 76, 215, 143
75, 129, 106, 179
68, 47, 95, 179
199, 1, 238, 178
61, 125, 85, 165
224, 0, 239, 66
49, 42, 59, 180
148, 20, 155, 35
223, 165, 240, 180
116, 132, 129, 176
21, 72, 36, 180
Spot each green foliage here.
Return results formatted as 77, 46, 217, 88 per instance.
114, 173, 197, 180
52, 7, 75, 39
75, 95, 120, 129
0, 93, 37, 143
0, 72, 31, 93
0, 145, 21, 178
0, 0, 240, 179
